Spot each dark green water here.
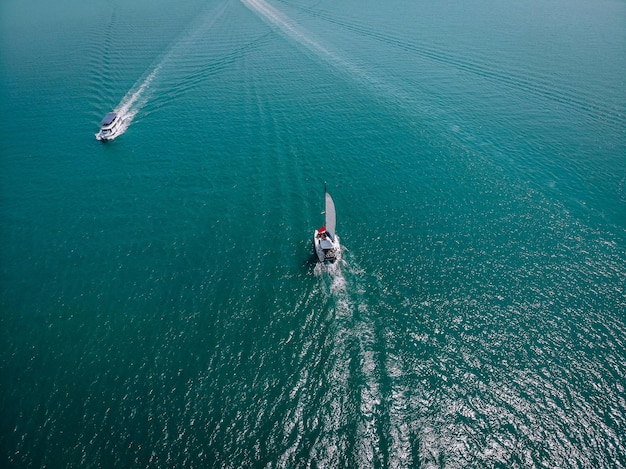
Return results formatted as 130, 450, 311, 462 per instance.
1, 0, 625, 467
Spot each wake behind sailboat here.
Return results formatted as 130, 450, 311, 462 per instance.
313, 185, 341, 263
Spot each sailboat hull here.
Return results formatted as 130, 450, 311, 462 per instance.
313, 230, 340, 263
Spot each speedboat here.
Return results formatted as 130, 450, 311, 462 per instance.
95, 112, 123, 141
313, 185, 341, 263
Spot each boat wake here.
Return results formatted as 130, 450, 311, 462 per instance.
240, 0, 437, 127
298, 256, 388, 467
114, 66, 160, 132
241, 0, 388, 95
104, 1, 230, 138
279, 0, 625, 132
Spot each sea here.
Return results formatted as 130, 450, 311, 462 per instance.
1, 0, 625, 467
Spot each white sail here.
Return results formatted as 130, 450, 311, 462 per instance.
325, 192, 337, 237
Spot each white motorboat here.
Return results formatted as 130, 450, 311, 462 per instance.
313, 185, 341, 263
95, 112, 123, 141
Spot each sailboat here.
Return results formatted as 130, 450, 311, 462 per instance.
313, 184, 341, 263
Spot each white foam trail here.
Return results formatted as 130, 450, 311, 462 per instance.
387, 359, 413, 468
241, 0, 429, 121
326, 260, 385, 467
112, 65, 161, 134
241, 0, 378, 87
241, 0, 327, 52
109, 1, 229, 135
119, 66, 160, 115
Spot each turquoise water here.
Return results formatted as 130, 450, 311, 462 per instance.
1, 0, 625, 466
